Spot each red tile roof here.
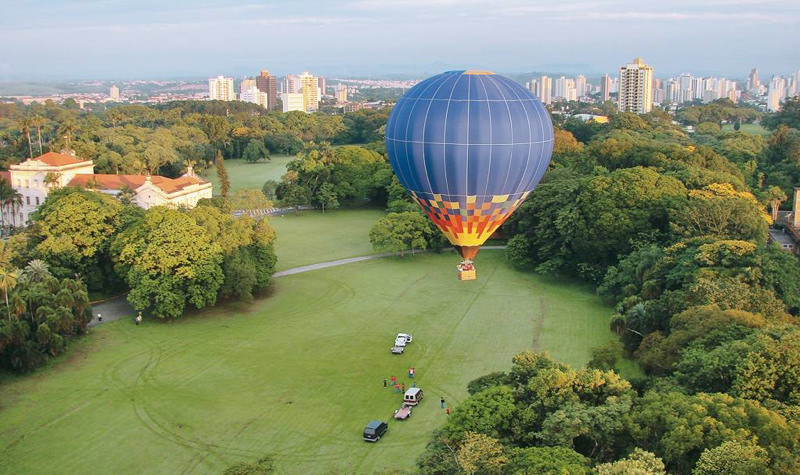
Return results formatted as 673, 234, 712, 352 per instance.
34, 152, 89, 167
67, 174, 208, 195
0, 171, 10, 184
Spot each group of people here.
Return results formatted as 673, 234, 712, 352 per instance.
457, 261, 475, 272
384, 372, 418, 393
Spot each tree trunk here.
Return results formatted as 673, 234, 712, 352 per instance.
36, 125, 43, 155
26, 131, 33, 158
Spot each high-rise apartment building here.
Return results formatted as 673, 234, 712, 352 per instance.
539, 76, 552, 104
554, 76, 567, 99
600, 74, 612, 102
335, 84, 347, 103
575, 75, 586, 97
768, 76, 786, 112
282, 92, 304, 113
600, 74, 611, 102
240, 79, 257, 95
109, 85, 120, 102
618, 58, 653, 113
748, 68, 760, 92
208, 76, 236, 101
241, 86, 269, 109
282, 75, 301, 94
299, 71, 320, 113
318, 77, 327, 96
256, 70, 278, 110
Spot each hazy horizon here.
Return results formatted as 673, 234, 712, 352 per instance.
1, 0, 798, 82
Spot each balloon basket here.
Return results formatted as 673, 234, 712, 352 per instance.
457, 260, 476, 281
458, 269, 477, 281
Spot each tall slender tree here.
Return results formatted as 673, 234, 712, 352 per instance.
216, 150, 230, 198
17, 116, 33, 158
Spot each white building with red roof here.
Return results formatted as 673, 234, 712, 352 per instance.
1, 151, 212, 226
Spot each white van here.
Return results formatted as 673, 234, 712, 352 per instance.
403, 387, 424, 406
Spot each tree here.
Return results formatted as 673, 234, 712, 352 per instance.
762, 186, 787, 222
594, 449, 666, 475
369, 212, 433, 256
21, 259, 51, 283
671, 183, 768, 243
242, 139, 270, 163
230, 189, 271, 213
216, 150, 231, 198
0, 267, 18, 317
314, 182, 339, 214
455, 432, 508, 475
692, 441, 770, 475
506, 446, 589, 475
17, 116, 33, 158
113, 207, 223, 318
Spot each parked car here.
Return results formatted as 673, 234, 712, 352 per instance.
391, 345, 405, 354
394, 404, 412, 420
363, 420, 388, 442
394, 337, 407, 347
403, 387, 424, 406
397, 333, 413, 343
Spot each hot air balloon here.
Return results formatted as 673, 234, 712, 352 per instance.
385, 70, 554, 280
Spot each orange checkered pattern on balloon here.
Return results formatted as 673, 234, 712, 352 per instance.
410, 191, 530, 247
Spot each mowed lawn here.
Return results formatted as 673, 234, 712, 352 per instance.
0, 252, 614, 475
270, 209, 386, 271
203, 154, 294, 194
721, 123, 769, 135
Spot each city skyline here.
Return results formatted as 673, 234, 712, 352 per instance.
1, 0, 799, 81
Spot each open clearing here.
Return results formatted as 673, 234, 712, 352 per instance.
269, 209, 386, 271
0, 249, 614, 474
204, 154, 293, 194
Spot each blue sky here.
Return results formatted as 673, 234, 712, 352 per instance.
1, 0, 798, 80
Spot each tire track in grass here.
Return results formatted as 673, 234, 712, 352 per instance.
532, 297, 546, 351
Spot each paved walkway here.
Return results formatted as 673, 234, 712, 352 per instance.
90, 246, 507, 325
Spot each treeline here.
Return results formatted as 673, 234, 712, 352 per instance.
424, 103, 800, 474
418, 351, 799, 474
0, 100, 390, 177
0, 187, 277, 372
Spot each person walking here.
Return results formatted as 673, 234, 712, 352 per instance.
446, 408, 450, 416
440, 397, 445, 409
383, 378, 388, 388
401, 383, 406, 392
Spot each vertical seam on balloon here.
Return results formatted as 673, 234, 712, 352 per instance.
398, 76, 434, 193
413, 75, 449, 195
502, 76, 535, 199
441, 73, 462, 199
479, 76, 493, 201
486, 75, 515, 195
390, 86, 412, 190
465, 75, 470, 202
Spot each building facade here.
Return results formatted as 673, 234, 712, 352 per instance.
109, 85, 120, 101
256, 70, 278, 110
299, 71, 320, 113
281, 93, 304, 112
1, 152, 212, 226
335, 84, 348, 103
618, 58, 654, 114
209, 76, 236, 101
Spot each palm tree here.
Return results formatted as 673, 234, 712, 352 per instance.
0, 178, 14, 234
30, 115, 45, 155
59, 120, 76, 151
7, 190, 22, 228
0, 268, 19, 318
23, 260, 51, 283
17, 116, 33, 158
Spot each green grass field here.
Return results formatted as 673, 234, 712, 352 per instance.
0, 249, 615, 474
721, 123, 769, 135
204, 155, 294, 194
269, 209, 386, 271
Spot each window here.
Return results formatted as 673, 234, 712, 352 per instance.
35, 197, 40, 205
26, 196, 30, 205
25, 179, 29, 188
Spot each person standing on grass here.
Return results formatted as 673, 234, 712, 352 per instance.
383, 378, 388, 388
446, 408, 450, 416
440, 397, 445, 409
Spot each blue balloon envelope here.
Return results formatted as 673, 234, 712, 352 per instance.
385, 70, 554, 260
